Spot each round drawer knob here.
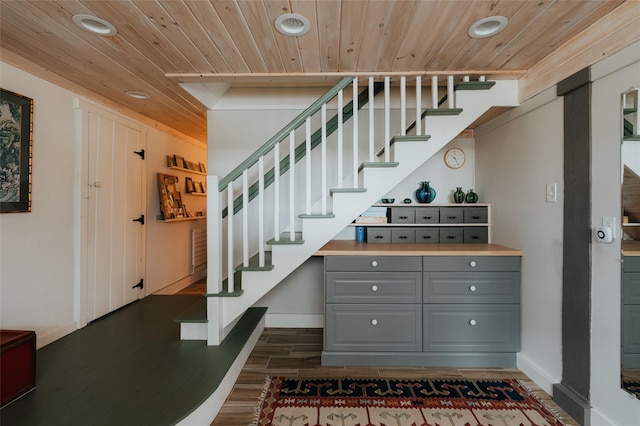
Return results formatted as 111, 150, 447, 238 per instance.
371, 260, 378, 267
469, 319, 477, 326
371, 319, 378, 326
371, 285, 378, 292
469, 285, 477, 292
469, 261, 477, 268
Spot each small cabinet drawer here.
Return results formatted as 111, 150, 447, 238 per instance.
367, 228, 391, 244
439, 227, 463, 243
424, 272, 520, 304
415, 208, 439, 224
624, 256, 640, 273
423, 304, 520, 352
390, 208, 415, 224
423, 256, 521, 272
325, 304, 422, 352
326, 272, 422, 304
463, 227, 488, 244
622, 305, 640, 355
326, 256, 422, 272
391, 228, 415, 244
623, 272, 640, 305
439, 208, 464, 223
464, 207, 488, 223
415, 228, 439, 244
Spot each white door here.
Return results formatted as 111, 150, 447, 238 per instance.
86, 111, 146, 322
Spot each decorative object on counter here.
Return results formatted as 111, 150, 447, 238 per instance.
466, 189, 479, 203
355, 206, 387, 224
355, 226, 366, 242
415, 181, 436, 203
380, 198, 395, 204
453, 187, 465, 203
403, 198, 412, 204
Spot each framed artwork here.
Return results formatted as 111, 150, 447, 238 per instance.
1, 89, 33, 213
199, 162, 207, 174
166, 155, 176, 167
157, 173, 184, 219
185, 176, 195, 193
173, 155, 186, 169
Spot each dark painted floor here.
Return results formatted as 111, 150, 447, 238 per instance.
0, 296, 263, 426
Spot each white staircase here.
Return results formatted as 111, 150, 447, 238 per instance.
178, 74, 519, 345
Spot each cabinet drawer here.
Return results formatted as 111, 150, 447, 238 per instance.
325, 304, 422, 352
367, 228, 391, 244
415, 208, 439, 224
624, 256, 640, 272
623, 272, 640, 304
326, 256, 422, 272
415, 228, 439, 244
464, 207, 488, 223
326, 272, 422, 303
390, 208, 415, 224
439, 227, 463, 243
423, 304, 520, 352
463, 227, 488, 244
424, 272, 520, 304
391, 228, 415, 244
439, 208, 464, 223
423, 256, 521, 272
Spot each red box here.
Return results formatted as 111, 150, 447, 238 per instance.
1, 330, 36, 407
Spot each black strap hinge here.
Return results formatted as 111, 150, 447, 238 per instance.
133, 215, 145, 225
134, 149, 145, 159
132, 279, 144, 290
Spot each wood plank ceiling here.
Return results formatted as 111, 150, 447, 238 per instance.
0, 0, 632, 142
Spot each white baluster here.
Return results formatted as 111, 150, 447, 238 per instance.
479, 75, 486, 82
274, 143, 280, 241
431, 76, 438, 109
258, 157, 265, 267
369, 76, 374, 162
635, 88, 640, 133
415, 76, 421, 136
384, 76, 390, 162
305, 117, 311, 215
400, 76, 406, 136
448, 75, 454, 109
321, 104, 327, 215
337, 89, 343, 186
289, 130, 295, 241
242, 170, 249, 267
352, 78, 359, 187
227, 182, 234, 292
463, 75, 470, 82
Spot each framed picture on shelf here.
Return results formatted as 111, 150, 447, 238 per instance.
193, 182, 202, 193
1, 89, 33, 213
185, 177, 195, 193
157, 173, 182, 219
173, 155, 186, 169
199, 162, 207, 174
166, 155, 176, 167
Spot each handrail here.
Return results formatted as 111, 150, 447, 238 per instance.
219, 76, 355, 191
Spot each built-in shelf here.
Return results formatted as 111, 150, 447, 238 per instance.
156, 215, 206, 223
167, 166, 207, 176
186, 192, 207, 196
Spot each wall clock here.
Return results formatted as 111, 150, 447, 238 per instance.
443, 147, 466, 169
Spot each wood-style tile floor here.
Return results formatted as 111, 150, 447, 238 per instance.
210, 328, 580, 426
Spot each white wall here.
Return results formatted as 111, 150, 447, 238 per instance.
589, 41, 640, 426
0, 61, 206, 347
475, 88, 564, 393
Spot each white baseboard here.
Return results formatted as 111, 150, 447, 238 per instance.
36, 322, 78, 349
177, 314, 265, 426
154, 270, 207, 295
590, 408, 622, 426
516, 352, 560, 395
265, 313, 323, 328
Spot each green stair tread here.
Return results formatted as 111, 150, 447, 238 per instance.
624, 135, 640, 141
424, 108, 463, 116
236, 251, 274, 271
173, 298, 207, 323
299, 213, 336, 218
378, 135, 431, 157
624, 108, 637, 115
330, 187, 367, 194
455, 81, 496, 90
358, 161, 399, 172
267, 232, 304, 245
206, 290, 244, 297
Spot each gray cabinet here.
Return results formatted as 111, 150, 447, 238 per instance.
362, 204, 490, 244
323, 255, 521, 368
622, 256, 640, 368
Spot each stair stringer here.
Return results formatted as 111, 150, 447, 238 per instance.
215, 79, 520, 336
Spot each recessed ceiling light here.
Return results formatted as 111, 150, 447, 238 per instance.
274, 13, 310, 37
125, 90, 150, 100
72, 14, 117, 36
468, 16, 508, 39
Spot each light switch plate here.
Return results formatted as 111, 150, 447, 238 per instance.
546, 183, 557, 203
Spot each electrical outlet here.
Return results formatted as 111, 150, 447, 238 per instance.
546, 183, 557, 203
603, 216, 616, 231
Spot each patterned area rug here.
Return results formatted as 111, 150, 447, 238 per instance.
253, 377, 565, 426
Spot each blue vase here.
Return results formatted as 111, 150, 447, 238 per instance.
415, 181, 436, 203
466, 189, 479, 203
453, 187, 465, 204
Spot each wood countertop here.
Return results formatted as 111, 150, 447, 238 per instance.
622, 240, 640, 256
315, 240, 523, 256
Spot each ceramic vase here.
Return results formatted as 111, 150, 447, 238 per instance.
415, 181, 436, 203
453, 187, 465, 203
466, 189, 479, 203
